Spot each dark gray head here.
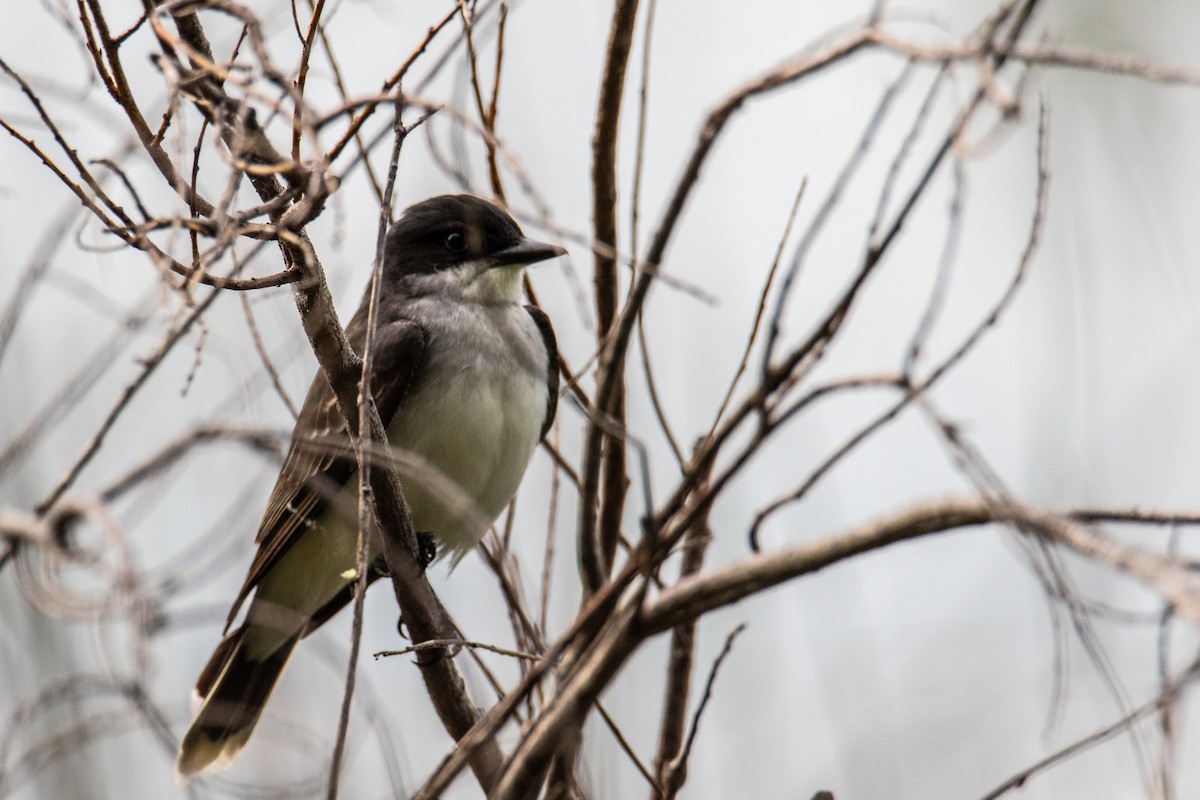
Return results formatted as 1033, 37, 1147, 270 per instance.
383, 195, 564, 302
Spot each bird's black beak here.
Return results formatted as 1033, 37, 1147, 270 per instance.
491, 237, 567, 268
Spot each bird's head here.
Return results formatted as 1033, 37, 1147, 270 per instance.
383, 195, 565, 304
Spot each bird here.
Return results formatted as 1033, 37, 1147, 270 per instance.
176, 194, 565, 777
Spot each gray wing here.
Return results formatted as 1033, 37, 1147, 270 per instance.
224, 303, 427, 629
525, 304, 558, 440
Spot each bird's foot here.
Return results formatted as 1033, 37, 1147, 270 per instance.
416, 531, 437, 571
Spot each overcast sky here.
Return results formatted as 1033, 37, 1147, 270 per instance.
3, 2, 1200, 798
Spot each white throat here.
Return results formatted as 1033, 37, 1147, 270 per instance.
407, 261, 527, 305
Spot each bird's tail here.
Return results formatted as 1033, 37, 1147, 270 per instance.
175, 622, 300, 780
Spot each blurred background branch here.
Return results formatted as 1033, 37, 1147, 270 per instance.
3, 0, 1200, 798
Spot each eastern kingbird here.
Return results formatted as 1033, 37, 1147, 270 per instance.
176, 195, 564, 777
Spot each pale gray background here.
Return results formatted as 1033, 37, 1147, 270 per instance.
3, 1, 1200, 798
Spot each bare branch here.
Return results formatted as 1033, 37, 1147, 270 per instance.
644, 499, 1200, 635
658, 623, 746, 800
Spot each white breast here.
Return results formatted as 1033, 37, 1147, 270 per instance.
387, 299, 548, 561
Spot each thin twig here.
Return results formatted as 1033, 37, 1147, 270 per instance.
34, 277, 231, 515
325, 2, 463, 165
375, 639, 538, 661
708, 175, 807, 435
660, 624, 747, 800
241, 294, 300, 420
636, 315, 684, 468
978, 653, 1200, 800
326, 91, 408, 800
594, 700, 658, 790
293, 0, 327, 161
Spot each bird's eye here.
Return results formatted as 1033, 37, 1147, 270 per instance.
444, 230, 467, 253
